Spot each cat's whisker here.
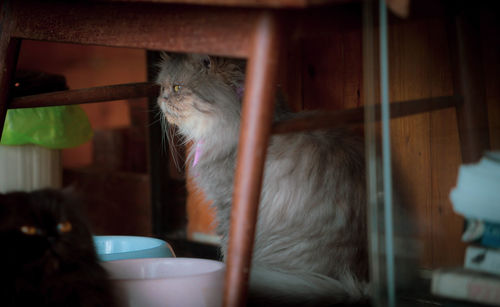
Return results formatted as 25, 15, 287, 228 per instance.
179, 137, 191, 147
147, 108, 162, 114
163, 119, 183, 172
147, 105, 164, 127
148, 117, 162, 127
159, 115, 168, 153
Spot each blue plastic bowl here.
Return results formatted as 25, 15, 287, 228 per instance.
93, 235, 175, 261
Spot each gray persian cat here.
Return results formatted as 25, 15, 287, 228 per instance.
157, 53, 368, 306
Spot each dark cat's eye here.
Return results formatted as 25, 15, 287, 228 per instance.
20, 225, 41, 236
173, 84, 182, 92
57, 221, 72, 233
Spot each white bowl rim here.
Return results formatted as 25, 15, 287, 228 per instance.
104, 257, 225, 282
93, 235, 171, 256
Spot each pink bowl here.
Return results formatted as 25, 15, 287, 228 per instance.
102, 258, 225, 307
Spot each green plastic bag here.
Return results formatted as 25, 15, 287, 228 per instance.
1, 106, 93, 149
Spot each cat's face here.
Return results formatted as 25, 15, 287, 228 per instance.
0, 189, 95, 271
156, 54, 244, 141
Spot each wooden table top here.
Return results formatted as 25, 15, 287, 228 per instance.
94, 0, 356, 9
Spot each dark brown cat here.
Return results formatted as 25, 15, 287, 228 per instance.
0, 188, 116, 307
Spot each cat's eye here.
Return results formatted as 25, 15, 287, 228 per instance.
20, 225, 40, 236
173, 84, 182, 92
57, 221, 72, 233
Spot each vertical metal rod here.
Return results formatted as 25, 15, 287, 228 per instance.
379, 0, 396, 306
223, 11, 280, 307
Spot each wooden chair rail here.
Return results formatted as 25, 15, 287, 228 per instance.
9, 82, 159, 109
9, 83, 459, 137
9, 81, 460, 137
272, 95, 461, 134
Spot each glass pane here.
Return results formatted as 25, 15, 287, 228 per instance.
364, 1, 499, 306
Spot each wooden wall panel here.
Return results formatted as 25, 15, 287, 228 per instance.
388, 17, 433, 268
388, 15, 464, 268
481, 9, 500, 150
278, 35, 303, 111
301, 13, 362, 111
426, 18, 465, 268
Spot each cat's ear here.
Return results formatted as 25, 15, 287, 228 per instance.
201, 55, 211, 70
159, 51, 171, 62
187, 54, 211, 71
159, 52, 185, 64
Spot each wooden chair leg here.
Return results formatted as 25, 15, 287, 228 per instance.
0, 2, 20, 140
223, 11, 281, 307
448, 2, 490, 163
